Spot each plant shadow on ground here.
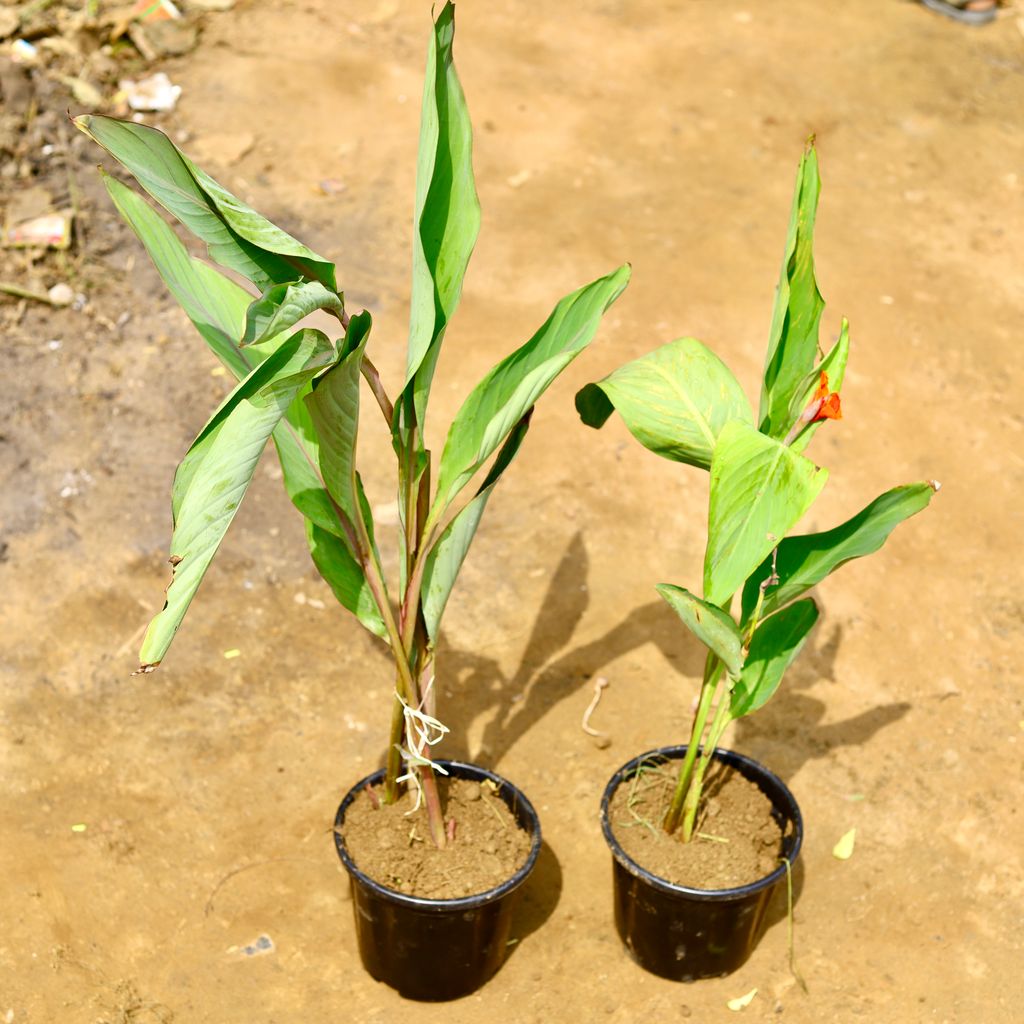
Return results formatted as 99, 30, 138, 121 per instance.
438, 531, 910, 781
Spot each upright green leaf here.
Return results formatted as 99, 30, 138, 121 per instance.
655, 584, 744, 678
730, 599, 819, 718
740, 482, 939, 624
305, 312, 373, 534
243, 281, 345, 346
759, 143, 825, 439
704, 421, 828, 606
76, 115, 337, 291
421, 412, 531, 640
306, 520, 386, 639
432, 264, 630, 515
575, 337, 752, 470
403, 1, 480, 429
138, 329, 332, 668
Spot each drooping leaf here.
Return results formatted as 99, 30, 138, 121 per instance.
104, 175, 383, 635
789, 318, 849, 455
575, 337, 752, 470
138, 329, 333, 668
421, 412, 532, 640
731, 598, 819, 718
432, 264, 631, 515
704, 421, 828, 606
305, 520, 386, 639
76, 115, 337, 291
403, 0, 480, 430
655, 584, 744, 678
740, 482, 939, 624
759, 143, 825, 439
243, 280, 345, 346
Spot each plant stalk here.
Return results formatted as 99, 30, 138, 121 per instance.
663, 653, 722, 834
680, 693, 734, 842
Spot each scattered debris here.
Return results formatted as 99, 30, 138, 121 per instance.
131, 0, 183, 20
233, 934, 274, 958
506, 168, 532, 188
317, 177, 346, 196
3, 210, 72, 248
223, 648, 241, 660
47, 282, 75, 306
832, 827, 856, 861
57, 75, 103, 108
582, 675, 611, 746
119, 72, 181, 112
727, 988, 757, 1011
71, 823, 87, 833
10, 39, 38, 65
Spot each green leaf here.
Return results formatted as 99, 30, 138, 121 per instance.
704, 421, 828, 606
575, 337, 752, 470
740, 482, 938, 624
759, 143, 826, 439
655, 584, 744, 678
403, 1, 480, 430
421, 411, 532, 641
305, 312, 373, 534
103, 174, 383, 636
76, 115, 337, 291
138, 329, 333, 668
305, 520, 386, 639
433, 264, 630, 514
790, 318, 849, 455
731, 598, 819, 718
243, 280, 345, 346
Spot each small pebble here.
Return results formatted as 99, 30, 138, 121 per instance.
48, 283, 74, 306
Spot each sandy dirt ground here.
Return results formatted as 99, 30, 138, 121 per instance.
2, 1, 1023, 1021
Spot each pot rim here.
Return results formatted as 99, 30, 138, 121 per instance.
334, 759, 542, 912
600, 745, 803, 902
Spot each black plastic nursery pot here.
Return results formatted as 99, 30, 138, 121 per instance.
600, 745, 803, 982
333, 760, 542, 1001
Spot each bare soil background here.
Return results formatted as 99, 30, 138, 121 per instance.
2, 1, 1023, 1021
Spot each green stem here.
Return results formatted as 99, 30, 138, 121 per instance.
663, 654, 721, 834
680, 693, 734, 842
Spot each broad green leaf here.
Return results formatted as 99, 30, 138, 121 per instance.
730, 598, 818, 718
432, 264, 631, 514
655, 584, 744, 677
243, 281, 345, 346
306, 520, 386, 639
575, 337, 752, 470
305, 312, 373, 534
759, 143, 825, 439
740, 482, 938, 624
421, 411, 531, 640
403, 1, 480, 430
790, 318, 849, 455
76, 115, 337, 291
704, 421, 828, 606
138, 329, 332, 668
104, 175, 383, 635
102, 173, 253, 376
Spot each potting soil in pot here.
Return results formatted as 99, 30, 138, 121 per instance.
340, 777, 533, 899
608, 758, 787, 889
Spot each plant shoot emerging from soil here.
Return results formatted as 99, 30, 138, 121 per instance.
76, 4, 628, 851
577, 142, 936, 844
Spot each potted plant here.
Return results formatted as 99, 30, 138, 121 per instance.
75, 4, 629, 1000
575, 142, 937, 981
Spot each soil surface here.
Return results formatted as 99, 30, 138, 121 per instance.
341, 777, 533, 899
3, 1, 1024, 1022
608, 760, 785, 889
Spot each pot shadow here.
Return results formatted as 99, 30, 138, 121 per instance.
506, 840, 562, 957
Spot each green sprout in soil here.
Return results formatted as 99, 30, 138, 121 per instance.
577, 141, 937, 843
76, 3, 629, 850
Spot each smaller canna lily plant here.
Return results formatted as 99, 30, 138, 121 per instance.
75, 3, 629, 850
576, 142, 937, 843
